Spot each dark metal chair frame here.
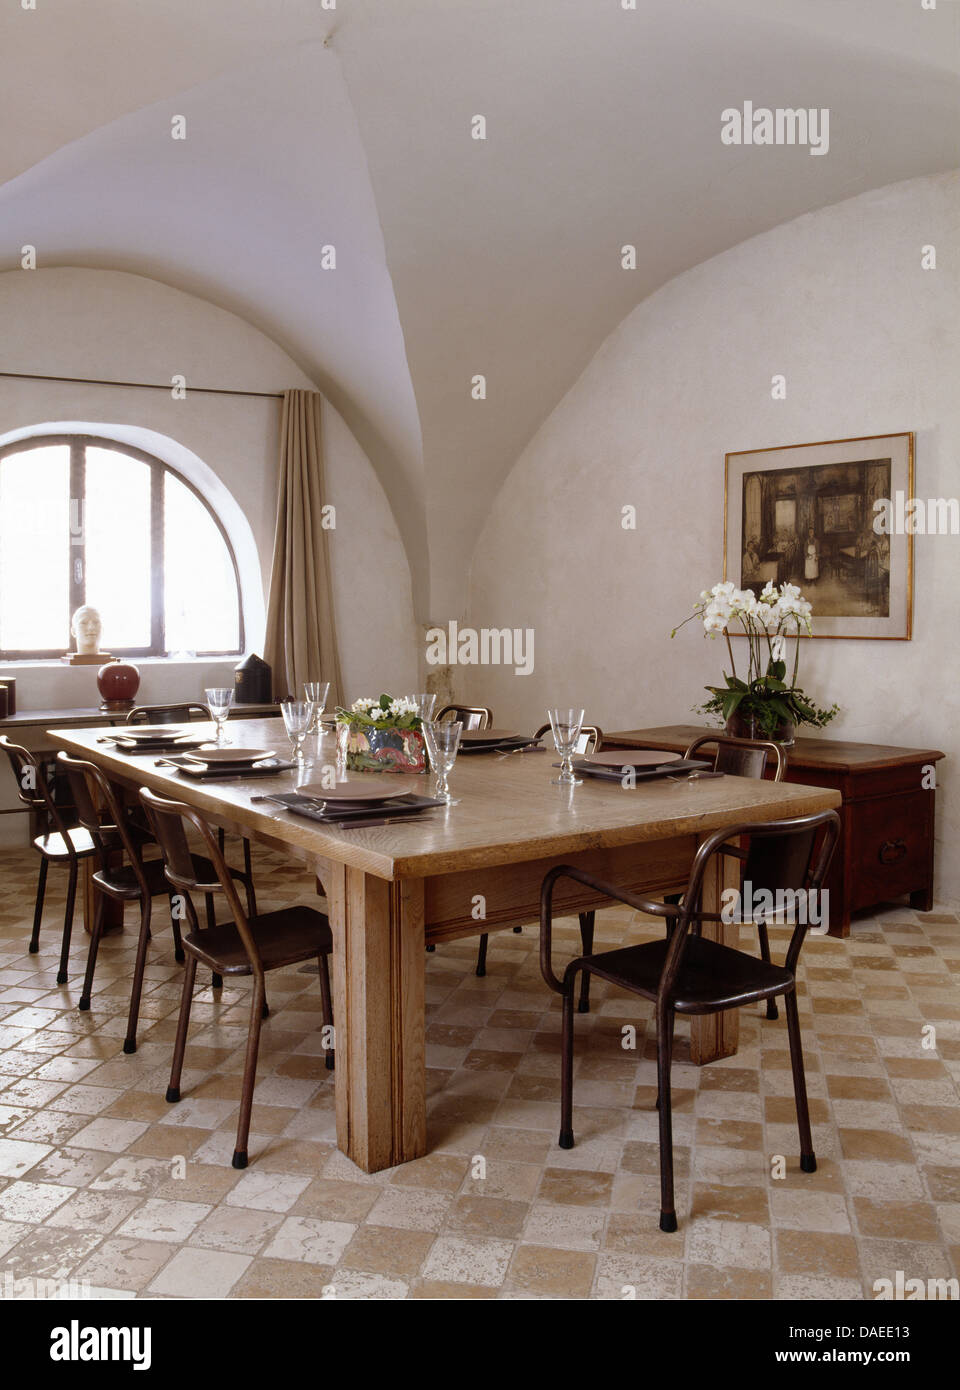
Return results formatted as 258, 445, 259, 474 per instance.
539, 809, 841, 1232
0, 735, 97, 985
140, 786, 335, 1170
56, 752, 254, 1053
474, 723, 604, 988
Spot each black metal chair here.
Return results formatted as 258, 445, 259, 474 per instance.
539, 809, 841, 1232
141, 787, 335, 1170
474, 722, 604, 995
0, 736, 97, 984
56, 753, 254, 1052
126, 700, 258, 920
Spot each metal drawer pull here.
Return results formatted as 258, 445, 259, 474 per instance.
878, 838, 907, 864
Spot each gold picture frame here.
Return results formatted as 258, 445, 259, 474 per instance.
723, 432, 914, 640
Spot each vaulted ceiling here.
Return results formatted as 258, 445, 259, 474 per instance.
1, 0, 958, 618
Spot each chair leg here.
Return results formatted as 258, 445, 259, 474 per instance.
475, 932, 488, 977
784, 988, 816, 1173
124, 895, 152, 1054
166, 954, 197, 1103
56, 860, 78, 985
656, 1006, 678, 1232
205, 893, 223, 990
29, 856, 48, 953
559, 981, 577, 1149
757, 921, 779, 1020
78, 890, 105, 1011
242, 837, 257, 920
233, 977, 266, 1168
577, 911, 595, 1013
318, 952, 335, 1071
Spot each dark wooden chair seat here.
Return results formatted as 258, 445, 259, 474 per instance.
580, 935, 793, 1013
32, 826, 98, 860
93, 852, 235, 903
180, 906, 333, 977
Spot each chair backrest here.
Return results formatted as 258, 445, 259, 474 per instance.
684, 732, 786, 782
126, 703, 212, 725
664, 810, 841, 1000
436, 704, 492, 731
0, 734, 47, 812
534, 723, 603, 755
56, 753, 148, 888
139, 787, 262, 973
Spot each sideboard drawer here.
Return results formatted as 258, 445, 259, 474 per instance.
849, 791, 933, 910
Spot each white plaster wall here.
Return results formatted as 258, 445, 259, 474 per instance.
469, 171, 960, 905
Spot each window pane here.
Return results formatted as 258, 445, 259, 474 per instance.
0, 445, 70, 651
164, 473, 239, 653
84, 447, 152, 649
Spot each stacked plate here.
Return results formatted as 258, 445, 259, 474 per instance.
263, 775, 445, 826
171, 747, 281, 779
111, 725, 210, 754
457, 729, 534, 754
571, 750, 712, 783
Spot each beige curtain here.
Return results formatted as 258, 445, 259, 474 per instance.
263, 390, 343, 706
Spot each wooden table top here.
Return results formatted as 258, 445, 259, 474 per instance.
607, 725, 945, 772
52, 717, 841, 882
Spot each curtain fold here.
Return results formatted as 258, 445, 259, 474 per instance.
263, 390, 343, 707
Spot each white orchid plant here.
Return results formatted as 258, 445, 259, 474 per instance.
672, 581, 837, 736
335, 694, 422, 730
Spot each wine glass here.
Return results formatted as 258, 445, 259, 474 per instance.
414, 692, 436, 722
281, 699, 313, 763
204, 688, 233, 744
548, 707, 584, 786
304, 681, 330, 735
422, 720, 462, 804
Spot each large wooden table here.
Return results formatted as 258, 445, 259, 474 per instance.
52, 718, 840, 1173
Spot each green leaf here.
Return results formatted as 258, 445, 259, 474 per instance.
721, 690, 745, 721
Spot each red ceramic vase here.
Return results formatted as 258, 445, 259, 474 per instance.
97, 659, 141, 711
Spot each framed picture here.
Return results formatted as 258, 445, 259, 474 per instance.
724, 432, 914, 640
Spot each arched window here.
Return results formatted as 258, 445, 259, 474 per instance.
0, 434, 243, 659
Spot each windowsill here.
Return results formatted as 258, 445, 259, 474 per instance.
0, 655, 240, 669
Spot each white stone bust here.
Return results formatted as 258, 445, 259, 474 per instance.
71, 605, 103, 655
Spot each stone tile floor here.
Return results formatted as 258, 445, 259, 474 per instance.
0, 843, 958, 1300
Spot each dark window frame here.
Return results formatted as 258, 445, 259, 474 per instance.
0, 433, 244, 660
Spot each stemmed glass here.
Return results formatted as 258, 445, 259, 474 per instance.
281, 699, 313, 764
414, 692, 436, 722
204, 688, 233, 744
548, 707, 584, 786
304, 681, 330, 736
422, 720, 462, 804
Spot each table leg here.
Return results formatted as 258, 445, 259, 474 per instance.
325, 864, 426, 1173
690, 835, 741, 1065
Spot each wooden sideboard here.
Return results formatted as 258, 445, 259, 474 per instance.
606, 725, 945, 937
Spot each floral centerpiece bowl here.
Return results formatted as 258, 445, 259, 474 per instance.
672, 581, 838, 747
335, 694, 426, 773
